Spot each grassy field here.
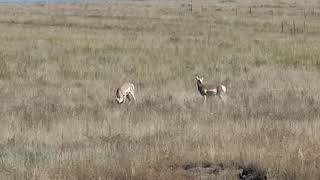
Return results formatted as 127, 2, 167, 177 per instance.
0, 0, 320, 179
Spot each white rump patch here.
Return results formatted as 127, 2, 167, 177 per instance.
221, 85, 226, 93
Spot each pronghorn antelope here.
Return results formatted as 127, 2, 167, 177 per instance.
115, 82, 136, 104
196, 76, 227, 103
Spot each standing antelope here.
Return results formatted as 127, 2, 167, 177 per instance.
196, 76, 227, 104
115, 82, 136, 104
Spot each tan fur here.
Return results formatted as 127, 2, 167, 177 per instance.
116, 82, 136, 104
196, 76, 226, 104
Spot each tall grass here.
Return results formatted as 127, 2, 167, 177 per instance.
0, 1, 319, 179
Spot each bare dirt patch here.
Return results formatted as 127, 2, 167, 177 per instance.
173, 162, 268, 180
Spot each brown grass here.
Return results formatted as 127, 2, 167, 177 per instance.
0, 1, 320, 179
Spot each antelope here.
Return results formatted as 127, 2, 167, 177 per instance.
115, 82, 136, 104
196, 76, 227, 104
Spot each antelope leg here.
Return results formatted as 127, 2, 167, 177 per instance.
219, 94, 226, 103
130, 92, 136, 103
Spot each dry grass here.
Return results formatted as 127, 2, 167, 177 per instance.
0, 1, 320, 179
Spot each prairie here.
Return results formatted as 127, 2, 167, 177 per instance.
0, 0, 320, 179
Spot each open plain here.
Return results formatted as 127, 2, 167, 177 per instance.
0, 0, 320, 179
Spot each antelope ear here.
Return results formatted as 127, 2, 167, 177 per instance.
196, 76, 200, 80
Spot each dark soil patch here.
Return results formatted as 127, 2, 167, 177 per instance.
175, 162, 268, 180
239, 164, 267, 180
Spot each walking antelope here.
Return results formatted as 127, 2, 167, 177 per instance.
196, 76, 227, 103
115, 82, 136, 104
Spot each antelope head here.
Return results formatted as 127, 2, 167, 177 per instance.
116, 89, 124, 104
196, 76, 204, 84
